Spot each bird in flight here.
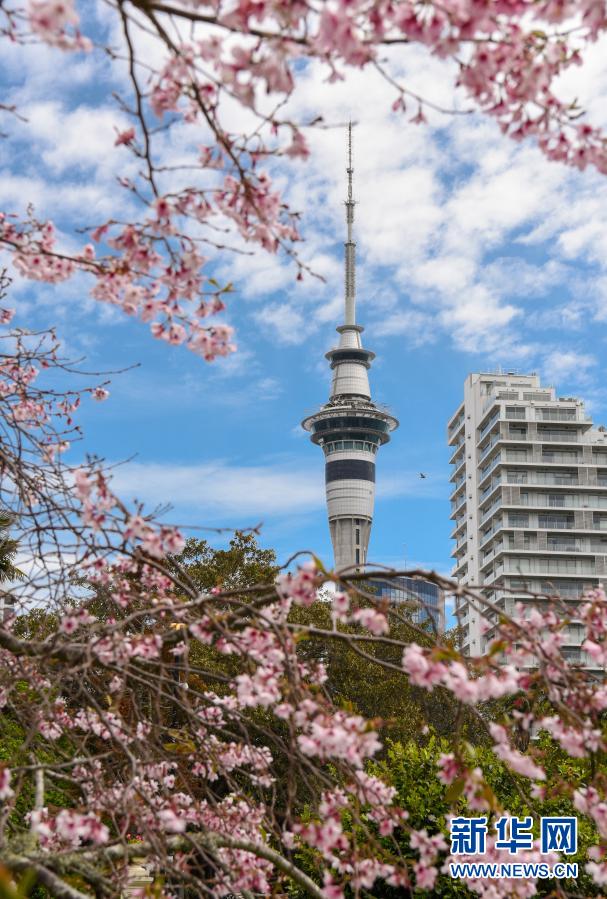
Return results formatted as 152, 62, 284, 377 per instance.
419, 472, 427, 479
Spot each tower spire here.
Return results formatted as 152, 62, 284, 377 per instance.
344, 121, 356, 327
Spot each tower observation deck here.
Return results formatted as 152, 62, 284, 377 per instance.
302, 124, 398, 571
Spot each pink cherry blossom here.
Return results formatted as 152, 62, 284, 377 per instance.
490, 722, 546, 780
0, 768, 13, 800
437, 752, 460, 785
352, 606, 389, 635
276, 559, 321, 606
115, 127, 136, 146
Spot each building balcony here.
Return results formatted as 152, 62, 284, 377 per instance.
447, 403, 465, 437
450, 493, 467, 516
485, 588, 591, 606
451, 516, 467, 539
449, 477, 466, 500
515, 496, 607, 510
480, 500, 502, 527
449, 441, 466, 465
500, 453, 582, 466
480, 542, 605, 572
535, 410, 579, 422
452, 453, 467, 480
479, 480, 501, 504
448, 417, 465, 445
535, 517, 574, 529
479, 435, 501, 464
452, 559, 468, 578
478, 454, 503, 486
539, 431, 578, 443
503, 474, 580, 487
487, 559, 598, 580
480, 522, 503, 549
478, 410, 500, 442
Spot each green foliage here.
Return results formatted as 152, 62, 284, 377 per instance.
366, 733, 602, 897
290, 730, 607, 896
0, 714, 76, 847
169, 532, 279, 691
12, 608, 58, 641
0, 514, 24, 585
291, 597, 485, 748
170, 531, 278, 593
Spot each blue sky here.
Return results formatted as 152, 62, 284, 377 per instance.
3, 9, 607, 595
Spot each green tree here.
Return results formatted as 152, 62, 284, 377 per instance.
0, 514, 23, 585
170, 531, 279, 593
291, 597, 486, 748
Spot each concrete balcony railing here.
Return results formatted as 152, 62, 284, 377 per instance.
450, 477, 466, 499
494, 559, 597, 577
479, 434, 501, 463
479, 451, 502, 479
539, 432, 578, 442
478, 410, 500, 441
504, 474, 579, 487
535, 410, 578, 422
449, 440, 465, 465
480, 500, 501, 526
480, 478, 501, 502
536, 517, 574, 529
480, 523, 503, 548
450, 493, 467, 515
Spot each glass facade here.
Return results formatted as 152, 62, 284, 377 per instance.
373, 577, 444, 630
312, 417, 390, 434
322, 440, 379, 454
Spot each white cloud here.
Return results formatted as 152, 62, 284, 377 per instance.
255, 303, 308, 344
20, 102, 131, 176
108, 457, 440, 522
541, 350, 597, 387
110, 460, 324, 519
412, 255, 477, 296
371, 308, 437, 346
439, 287, 521, 353
255, 377, 283, 400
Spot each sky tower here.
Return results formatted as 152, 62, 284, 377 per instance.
302, 125, 399, 571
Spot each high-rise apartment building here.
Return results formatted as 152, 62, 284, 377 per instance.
448, 372, 607, 664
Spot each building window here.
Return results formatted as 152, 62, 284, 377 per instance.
509, 424, 527, 437
509, 513, 529, 527
508, 470, 528, 484
356, 527, 360, 544
355, 548, 360, 564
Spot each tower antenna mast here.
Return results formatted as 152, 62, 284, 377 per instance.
344, 121, 356, 327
